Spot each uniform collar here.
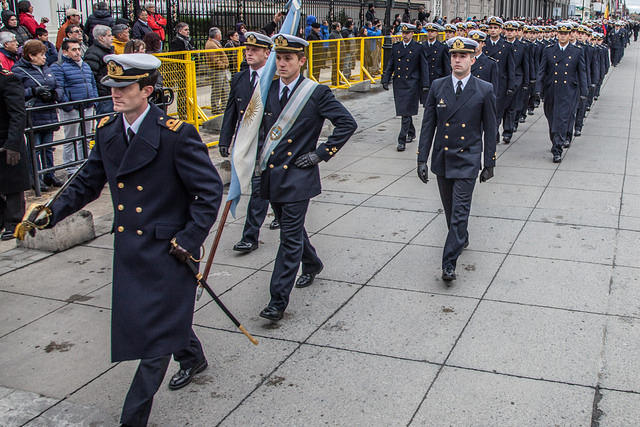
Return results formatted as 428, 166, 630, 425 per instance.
123, 103, 151, 136
452, 73, 471, 91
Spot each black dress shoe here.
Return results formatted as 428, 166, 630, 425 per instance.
442, 266, 456, 282
519, 116, 526, 123
295, 264, 323, 288
269, 219, 280, 229
406, 135, 415, 143
574, 129, 581, 137
463, 240, 469, 249
1, 229, 16, 241
502, 136, 511, 144
562, 141, 571, 148
527, 110, 534, 115
259, 305, 284, 321
168, 358, 208, 390
43, 176, 64, 187
397, 142, 406, 152
233, 241, 258, 252
553, 154, 562, 163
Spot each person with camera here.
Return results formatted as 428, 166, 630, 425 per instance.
16, 0, 48, 38
12, 40, 64, 191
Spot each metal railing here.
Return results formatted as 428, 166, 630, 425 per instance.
26, 88, 174, 197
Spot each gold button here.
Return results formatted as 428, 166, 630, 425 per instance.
287, 152, 292, 156
117, 226, 124, 232
287, 139, 292, 143
269, 164, 274, 169
554, 71, 558, 75
136, 230, 143, 236
240, 110, 244, 114
117, 204, 124, 211
445, 123, 450, 127
554, 80, 558, 83
444, 135, 448, 139
271, 151, 275, 155
444, 147, 449, 151
137, 186, 143, 191
283, 165, 288, 169
136, 207, 142, 213
461, 123, 466, 128
460, 149, 464, 152
117, 182, 124, 189
461, 136, 465, 140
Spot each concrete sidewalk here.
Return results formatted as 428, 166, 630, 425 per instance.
2, 42, 640, 426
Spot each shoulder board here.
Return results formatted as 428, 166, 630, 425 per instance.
97, 113, 118, 129
544, 44, 554, 48
158, 116, 184, 132
487, 56, 498, 62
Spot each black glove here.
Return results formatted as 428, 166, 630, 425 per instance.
506, 89, 514, 96
417, 162, 429, 183
479, 167, 494, 183
382, 83, 389, 90
5, 149, 20, 166
169, 238, 191, 264
33, 86, 54, 102
294, 151, 321, 168
218, 145, 230, 157
422, 86, 430, 93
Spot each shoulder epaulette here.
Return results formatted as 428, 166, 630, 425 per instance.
158, 116, 184, 132
487, 56, 498, 62
97, 113, 118, 128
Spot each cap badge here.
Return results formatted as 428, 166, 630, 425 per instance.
275, 35, 288, 48
107, 61, 124, 77
453, 39, 465, 50
247, 34, 257, 44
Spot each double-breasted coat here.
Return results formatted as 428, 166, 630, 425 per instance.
49, 104, 223, 362
382, 39, 430, 116
471, 53, 499, 94
536, 43, 588, 135
219, 68, 253, 150
418, 76, 497, 179
259, 75, 357, 203
420, 39, 450, 103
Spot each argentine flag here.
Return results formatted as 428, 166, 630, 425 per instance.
226, 0, 302, 217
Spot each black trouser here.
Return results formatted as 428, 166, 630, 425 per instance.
240, 175, 272, 245
501, 88, 519, 139
398, 115, 415, 143
436, 176, 475, 270
268, 199, 322, 310
575, 96, 587, 131
0, 192, 25, 231
120, 329, 204, 426
550, 133, 566, 156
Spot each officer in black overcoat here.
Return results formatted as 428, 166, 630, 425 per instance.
574, 26, 600, 136
257, 34, 357, 321
501, 21, 529, 143
469, 31, 499, 92
382, 23, 430, 152
28, 54, 223, 426
0, 69, 28, 241
484, 17, 515, 143
417, 37, 497, 283
536, 23, 588, 163
609, 22, 626, 66
421, 23, 450, 103
219, 32, 280, 253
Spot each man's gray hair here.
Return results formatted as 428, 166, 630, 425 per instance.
209, 27, 221, 39
145, 2, 155, 8
0, 32, 17, 46
93, 24, 112, 40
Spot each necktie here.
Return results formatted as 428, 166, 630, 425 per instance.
127, 128, 135, 144
456, 80, 462, 98
250, 70, 257, 87
280, 86, 289, 109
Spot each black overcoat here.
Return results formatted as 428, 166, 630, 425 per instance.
382, 39, 429, 116
0, 70, 29, 194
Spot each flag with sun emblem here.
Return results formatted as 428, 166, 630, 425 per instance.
226, 0, 302, 217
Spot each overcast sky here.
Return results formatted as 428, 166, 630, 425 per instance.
627, 0, 640, 12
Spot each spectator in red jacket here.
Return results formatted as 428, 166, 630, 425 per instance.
0, 32, 19, 70
145, 2, 166, 41
17, 0, 48, 37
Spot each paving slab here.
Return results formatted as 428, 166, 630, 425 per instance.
369, 244, 505, 298
448, 300, 605, 385
302, 200, 355, 233
0, 248, 51, 276
0, 293, 66, 338
621, 192, 640, 218
321, 205, 434, 243
341, 156, 418, 176
597, 389, 640, 427
600, 316, 640, 392
0, 389, 59, 427
608, 266, 640, 318
321, 170, 400, 194
412, 215, 524, 254
23, 399, 113, 427
623, 174, 640, 194
488, 166, 554, 187
308, 285, 477, 362
220, 345, 438, 426
67, 328, 298, 426
194, 270, 360, 342
361, 194, 442, 213
0, 303, 112, 398
511, 221, 617, 265
411, 367, 593, 426
201, 222, 278, 270
615, 229, 640, 268
486, 255, 612, 313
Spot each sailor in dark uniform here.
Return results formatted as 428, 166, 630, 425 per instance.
219, 32, 280, 253
484, 17, 515, 143
501, 21, 529, 143
469, 30, 499, 92
257, 34, 357, 321
417, 37, 497, 283
574, 25, 600, 137
536, 22, 588, 163
382, 23, 429, 152
443, 24, 456, 41
26, 54, 224, 426
421, 23, 450, 104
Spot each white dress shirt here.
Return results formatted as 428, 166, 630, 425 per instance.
123, 103, 151, 137
451, 73, 471, 93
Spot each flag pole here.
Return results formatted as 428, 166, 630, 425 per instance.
201, 199, 232, 284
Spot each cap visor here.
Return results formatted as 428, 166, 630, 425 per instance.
101, 76, 138, 88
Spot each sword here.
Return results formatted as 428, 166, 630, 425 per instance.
14, 160, 88, 240
170, 238, 259, 346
